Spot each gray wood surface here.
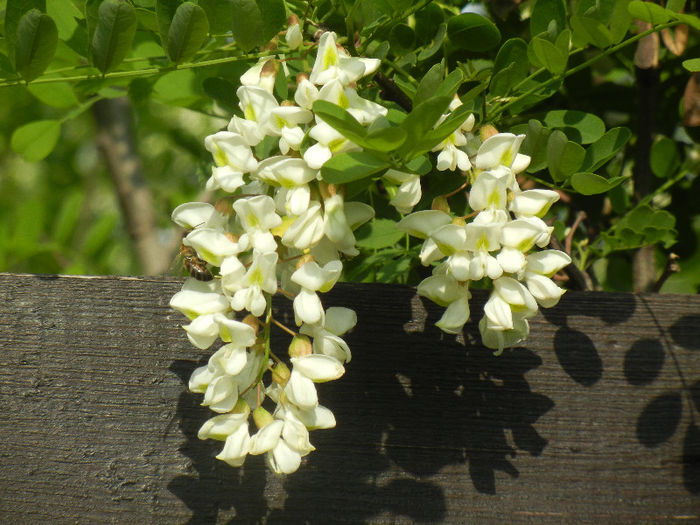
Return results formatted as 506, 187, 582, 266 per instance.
0, 273, 698, 524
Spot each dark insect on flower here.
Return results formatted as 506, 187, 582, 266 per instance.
180, 243, 213, 281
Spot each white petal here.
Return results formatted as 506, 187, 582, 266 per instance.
291, 354, 345, 382
210, 344, 248, 376
267, 439, 302, 474
324, 306, 357, 335
525, 273, 566, 308
203, 375, 238, 413
189, 365, 216, 393
171, 202, 216, 230
287, 404, 336, 430
215, 423, 251, 467
199, 410, 250, 440
249, 420, 284, 454
293, 289, 324, 326
435, 296, 471, 334
397, 210, 452, 239
284, 369, 318, 409
525, 249, 571, 276
183, 314, 221, 349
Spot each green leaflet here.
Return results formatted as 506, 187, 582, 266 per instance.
447, 13, 501, 52
167, 2, 209, 63
91, 0, 137, 73
11, 119, 61, 161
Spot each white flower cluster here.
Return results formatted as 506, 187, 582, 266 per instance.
169, 31, 387, 474
398, 130, 571, 354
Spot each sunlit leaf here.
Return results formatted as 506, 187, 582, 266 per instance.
543, 110, 605, 144
683, 58, 700, 72
547, 130, 585, 181
11, 119, 61, 161
581, 127, 631, 171
570, 172, 629, 194
356, 219, 405, 249
570, 15, 613, 48
321, 151, 390, 184
490, 38, 528, 96
28, 82, 80, 108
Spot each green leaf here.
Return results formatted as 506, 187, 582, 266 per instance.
91, 0, 137, 74
529, 35, 567, 74
627, 1, 670, 24
4, 0, 45, 66
581, 127, 631, 171
312, 100, 368, 146
397, 96, 452, 160
414, 103, 474, 156
490, 38, 529, 96
15, 10, 58, 82
355, 219, 405, 249
435, 69, 464, 99
81, 213, 117, 256
447, 13, 501, 52
542, 109, 605, 144
683, 58, 700, 72
11, 119, 61, 161
199, 0, 233, 34
650, 136, 679, 178
521, 119, 552, 173
531, 0, 567, 37
673, 12, 700, 31
320, 151, 391, 184
167, 2, 209, 63
389, 23, 415, 54
570, 15, 613, 48
609, 0, 633, 43
414, 62, 444, 106
155, 0, 181, 49
364, 127, 408, 152
28, 82, 79, 108
547, 130, 585, 182
417, 23, 446, 61
231, 0, 285, 51
571, 172, 629, 194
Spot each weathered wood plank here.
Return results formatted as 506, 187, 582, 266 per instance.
0, 273, 698, 523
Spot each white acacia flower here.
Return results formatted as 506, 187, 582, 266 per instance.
285, 21, 303, 49
294, 74, 319, 110
171, 202, 225, 231
240, 56, 276, 93
204, 131, 258, 173
309, 31, 380, 86
317, 79, 387, 125
300, 306, 356, 363
170, 280, 229, 320
282, 202, 326, 249
483, 276, 538, 331
216, 422, 251, 467
230, 252, 279, 316
468, 167, 512, 211
183, 228, 244, 266
479, 315, 530, 355
474, 133, 527, 171
383, 169, 422, 214
323, 194, 357, 255
510, 189, 560, 218
291, 260, 342, 325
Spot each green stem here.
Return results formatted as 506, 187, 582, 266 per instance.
488, 21, 681, 121
0, 50, 275, 89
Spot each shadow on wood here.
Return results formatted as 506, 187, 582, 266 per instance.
0, 274, 698, 523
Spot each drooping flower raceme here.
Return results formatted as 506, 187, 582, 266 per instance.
399, 129, 570, 354
170, 31, 378, 475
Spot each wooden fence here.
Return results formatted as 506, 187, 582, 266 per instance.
1, 273, 698, 523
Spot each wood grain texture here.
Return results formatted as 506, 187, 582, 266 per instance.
0, 273, 698, 524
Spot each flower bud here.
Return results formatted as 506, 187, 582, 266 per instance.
431, 196, 451, 214
480, 124, 499, 141
242, 314, 261, 334
285, 15, 303, 49
271, 362, 291, 386
289, 334, 313, 358
253, 406, 274, 429
296, 253, 315, 270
